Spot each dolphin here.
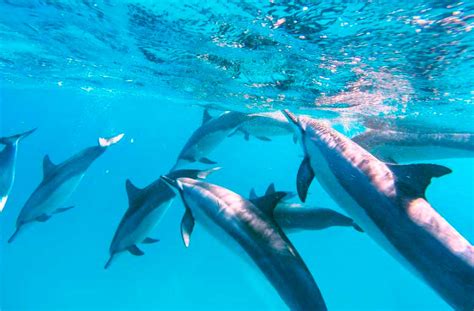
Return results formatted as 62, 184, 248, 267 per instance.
228, 111, 296, 142
105, 167, 220, 269
249, 184, 362, 233
160, 176, 327, 311
8, 133, 124, 243
283, 110, 474, 310
352, 129, 474, 162
0, 128, 36, 212
173, 109, 250, 169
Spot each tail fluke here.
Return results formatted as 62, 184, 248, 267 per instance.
99, 133, 124, 147
0, 128, 37, 145
8, 227, 21, 243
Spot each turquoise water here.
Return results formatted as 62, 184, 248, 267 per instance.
1, 1, 473, 310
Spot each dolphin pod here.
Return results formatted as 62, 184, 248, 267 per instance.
8, 133, 124, 243
0, 128, 36, 212
4, 107, 474, 310
160, 175, 328, 311
283, 110, 474, 310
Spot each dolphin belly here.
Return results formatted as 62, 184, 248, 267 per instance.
117, 199, 173, 251
306, 140, 412, 268
20, 174, 84, 222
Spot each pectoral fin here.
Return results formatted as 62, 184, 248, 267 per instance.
181, 208, 195, 248
256, 136, 271, 141
53, 206, 74, 214
142, 237, 160, 244
297, 156, 315, 202
199, 157, 217, 165
128, 245, 145, 256
36, 214, 51, 222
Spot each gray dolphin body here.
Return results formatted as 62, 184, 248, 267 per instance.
0, 129, 36, 212
283, 110, 474, 310
173, 110, 250, 169
105, 167, 220, 269
249, 185, 362, 233
161, 177, 327, 311
352, 130, 474, 162
9, 133, 124, 243
229, 111, 295, 142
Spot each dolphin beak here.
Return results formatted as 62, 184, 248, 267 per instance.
104, 255, 114, 270
282, 110, 299, 126
160, 175, 183, 193
8, 226, 22, 243
21, 128, 38, 139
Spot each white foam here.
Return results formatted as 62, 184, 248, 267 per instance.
0, 196, 8, 212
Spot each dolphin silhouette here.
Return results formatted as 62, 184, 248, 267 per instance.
9, 133, 124, 243
160, 176, 327, 311
352, 129, 474, 162
283, 110, 474, 310
0, 128, 36, 212
249, 184, 362, 233
105, 167, 220, 269
229, 111, 296, 142
173, 109, 250, 169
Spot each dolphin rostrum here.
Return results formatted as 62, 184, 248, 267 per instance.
283, 110, 474, 310
352, 129, 474, 162
8, 133, 124, 243
249, 184, 362, 233
0, 128, 36, 212
160, 176, 327, 310
173, 109, 250, 169
105, 167, 220, 269
229, 111, 296, 142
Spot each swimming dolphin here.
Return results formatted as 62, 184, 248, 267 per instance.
228, 111, 296, 142
173, 109, 250, 169
283, 110, 474, 310
249, 184, 362, 233
160, 176, 327, 311
0, 128, 36, 212
8, 133, 124, 243
352, 129, 474, 162
105, 167, 220, 269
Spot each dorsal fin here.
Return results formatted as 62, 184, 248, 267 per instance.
43, 155, 57, 177
125, 179, 142, 205
388, 163, 452, 199
250, 191, 287, 218
202, 109, 212, 124
265, 183, 276, 195
249, 188, 258, 200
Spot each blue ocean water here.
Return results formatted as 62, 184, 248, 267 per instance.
0, 1, 473, 310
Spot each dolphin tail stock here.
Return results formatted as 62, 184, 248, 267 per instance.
98, 133, 125, 148
0, 128, 37, 145
8, 226, 22, 243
